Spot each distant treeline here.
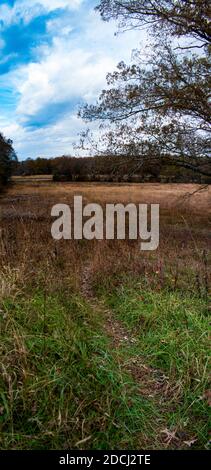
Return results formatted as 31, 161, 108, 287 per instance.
13, 155, 211, 184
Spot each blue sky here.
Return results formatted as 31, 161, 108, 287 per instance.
0, 0, 146, 160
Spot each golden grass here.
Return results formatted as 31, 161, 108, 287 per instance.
7, 181, 211, 211
1, 181, 210, 293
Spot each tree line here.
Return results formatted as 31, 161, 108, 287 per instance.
13, 154, 210, 183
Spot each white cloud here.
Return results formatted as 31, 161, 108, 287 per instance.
32, 0, 83, 9
13, 10, 145, 119
0, 112, 89, 158
0, 0, 83, 28
0, 38, 5, 49
1, 4, 148, 159
15, 45, 116, 117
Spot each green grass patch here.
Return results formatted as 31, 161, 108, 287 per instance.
0, 290, 160, 450
100, 283, 210, 449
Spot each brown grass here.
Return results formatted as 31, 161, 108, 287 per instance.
1, 182, 210, 290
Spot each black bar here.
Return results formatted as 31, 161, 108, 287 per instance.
0, 450, 209, 468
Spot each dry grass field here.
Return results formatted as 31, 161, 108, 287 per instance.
0, 180, 210, 450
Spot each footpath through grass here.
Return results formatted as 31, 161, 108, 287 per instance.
0, 279, 209, 450
99, 280, 210, 449
0, 182, 210, 450
0, 289, 160, 450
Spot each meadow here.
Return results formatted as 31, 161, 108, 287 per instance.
0, 180, 210, 450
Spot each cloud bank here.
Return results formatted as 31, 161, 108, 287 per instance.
0, 0, 147, 159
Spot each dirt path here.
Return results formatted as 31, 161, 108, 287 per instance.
79, 262, 188, 448
80, 263, 179, 444
81, 263, 135, 347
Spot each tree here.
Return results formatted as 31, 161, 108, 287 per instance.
96, 1, 211, 44
79, 1, 211, 177
0, 133, 17, 189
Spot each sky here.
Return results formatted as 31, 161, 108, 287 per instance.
0, 0, 146, 160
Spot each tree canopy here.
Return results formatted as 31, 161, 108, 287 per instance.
96, 0, 211, 43
79, 0, 211, 177
0, 133, 17, 189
